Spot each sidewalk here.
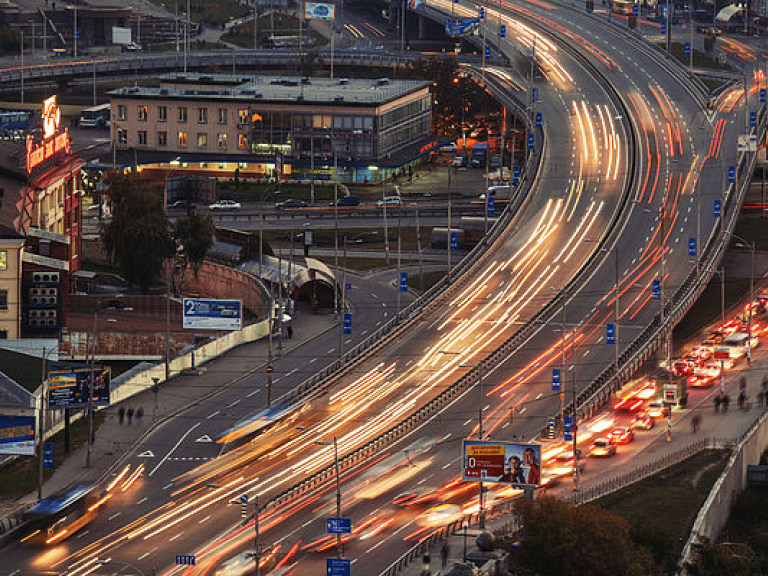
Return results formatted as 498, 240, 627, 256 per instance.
0, 303, 336, 517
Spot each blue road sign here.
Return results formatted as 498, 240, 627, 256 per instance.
750, 111, 757, 127
688, 237, 697, 258
528, 133, 534, 150
450, 231, 459, 251
43, 443, 54, 470
552, 368, 561, 392
500, 24, 506, 37
240, 494, 249, 503
564, 426, 573, 441
660, 20, 666, 35
479, 6, 485, 18
513, 165, 521, 184
488, 196, 495, 216
548, 418, 555, 428
714, 199, 722, 218
485, 45, 491, 60
531, 87, 538, 103
633, 3, 638, 16
535, 111, 542, 127
345, 282, 352, 291
176, 556, 196, 566
728, 166, 736, 183
326, 517, 352, 534
75, 28, 80, 40
400, 272, 408, 292
343, 313, 352, 335
606, 323, 615, 345
327, 558, 351, 576
684, 42, 690, 56
652, 279, 661, 300
564, 416, 573, 426
761, 88, 766, 104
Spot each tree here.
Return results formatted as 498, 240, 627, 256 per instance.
172, 212, 215, 295
516, 496, 657, 576
102, 174, 175, 292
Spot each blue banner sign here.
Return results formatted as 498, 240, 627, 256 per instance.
43, 443, 54, 470
552, 368, 561, 392
728, 166, 735, 183
445, 17, 480, 38
0, 415, 35, 455
485, 45, 491, 60
479, 6, 485, 18
761, 88, 766, 104
450, 231, 459, 251
750, 111, 757, 127
488, 196, 495, 216
684, 42, 690, 56
606, 323, 615, 345
327, 558, 351, 576
513, 165, 521, 184
714, 199, 721, 218
535, 111, 542, 127
500, 24, 506, 37
688, 237, 697, 257
343, 313, 352, 335
652, 279, 661, 300
528, 133, 534, 150
400, 272, 408, 292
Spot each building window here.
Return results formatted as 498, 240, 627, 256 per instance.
117, 129, 127, 145
178, 107, 188, 123
0, 250, 6, 270
238, 133, 249, 149
138, 130, 147, 145
178, 131, 187, 147
197, 133, 207, 148
218, 109, 227, 124
238, 108, 249, 125
0, 330, 6, 339
158, 131, 167, 146
198, 108, 208, 124
138, 105, 148, 121
0, 290, 7, 310
218, 133, 227, 149
158, 106, 168, 122
117, 104, 126, 121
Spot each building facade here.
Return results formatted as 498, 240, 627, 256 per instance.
0, 226, 25, 339
109, 74, 435, 183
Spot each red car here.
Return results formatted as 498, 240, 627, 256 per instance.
607, 426, 635, 444
671, 359, 694, 377
687, 372, 713, 388
630, 412, 655, 430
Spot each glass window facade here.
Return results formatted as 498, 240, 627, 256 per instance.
158, 106, 167, 122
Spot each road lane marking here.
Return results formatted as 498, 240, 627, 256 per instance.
149, 422, 201, 477
163, 482, 173, 490
247, 389, 259, 397
75, 531, 89, 539
287, 368, 298, 376
137, 548, 157, 561
206, 410, 220, 420
309, 358, 317, 364
137, 497, 148, 505
199, 515, 211, 524
108, 512, 122, 520
227, 399, 240, 407
169, 532, 183, 541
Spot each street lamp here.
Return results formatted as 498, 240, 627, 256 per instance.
313, 436, 342, 557
732, 234, 756, 365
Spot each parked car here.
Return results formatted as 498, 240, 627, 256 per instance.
208, 200, 241, 210
588, 438, 616, 458
276, 198, 307, 209
335, 195, 360, 207
439, 142, 458, 153
452, 154, 469, 168
377, 195, 402, 207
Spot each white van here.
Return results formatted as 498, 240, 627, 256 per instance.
479, 185, 512, 201
723, 332, 758, 359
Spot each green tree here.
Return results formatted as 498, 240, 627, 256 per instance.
172, 212, 214, 295
517, 496, 657, 576
102, 174, 175, 292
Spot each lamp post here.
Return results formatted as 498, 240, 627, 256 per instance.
732, 234, 756, 365
313, 436, 342, 557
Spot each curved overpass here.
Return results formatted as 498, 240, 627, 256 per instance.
2, 2, 754, 576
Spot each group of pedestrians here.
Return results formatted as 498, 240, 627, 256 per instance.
117, 406, 144, 425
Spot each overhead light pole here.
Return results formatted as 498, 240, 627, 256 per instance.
733, 234, 755, 365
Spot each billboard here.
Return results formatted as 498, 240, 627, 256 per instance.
0, 415, 35, 455
462, 440, 541, 487
48, 369, 111, 409
445, 17, 480, 38
304, 2, 335, 20
112, 26, 132, 45
408, 0, 424, 8
183, 298, 243, 331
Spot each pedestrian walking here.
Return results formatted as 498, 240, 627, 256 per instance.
691, 413, 701, 433
739, 376, 747, 391
118, 406, 125, 425
440, 541, 449, 568
714, 393, 721, 413
286, 324, 293, 339
136, 407, 144, 425
738, 391, 746, 411
722, 394, 730, 413
127, 407, 134, 424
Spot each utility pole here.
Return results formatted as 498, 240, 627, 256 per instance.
415, 206, 423, 294
37, 348, 48, 500
254, 495, 260, 576
86, 307, 98, 468
333, 437, 342, 558
383, 189, 390, 265
447, 184, 452, 281
340, 236, 347, 359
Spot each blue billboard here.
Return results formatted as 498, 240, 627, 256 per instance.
0, 415, 35, 455
445, 17, 480, 38
48, 368, 111, 409
183, 298, 242, 330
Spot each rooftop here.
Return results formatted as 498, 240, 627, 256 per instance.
109, 74, 431, 106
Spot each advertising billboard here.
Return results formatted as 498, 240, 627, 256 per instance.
445, 17, 480, 38
183, 298, 243, 331
304, 2, 335, 20
112, 26, 132, 45
0, 415, 35, 455
48, 369, 111, 409
462, 440, 541, 487
408, 0, 424, 8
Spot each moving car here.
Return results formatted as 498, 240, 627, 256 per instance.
377, 195, 402, 207
588, 438, 616, 458
607, 426, 635, 445
479, 185, 512, 201
696, 25, 722, 35
645, 402, 668, 419
671, 359, 694, 377
208, 200, 241, 210
630, 411, 655, 430
276, 198, 307, 209
335, 195, 360, 207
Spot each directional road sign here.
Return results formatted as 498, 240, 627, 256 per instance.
479, 6, 485, 18
485, 46, 491, 60
750, 111, 757, 127
326, 517, 352, 534
500, 24, 506, 37
714, 199, 721, 218
528, 133, 534, 150
535, 111, 542, 127
762, 88, 767, 104
633, 3, 638, 15
552, 368, 561, 392
688, 237, 697, 258
660, 20, 666, 35
450, 231, 459, 251
684, 42, 690, 56
513, 165, 521, 184
606, 323, 615, 345
343, 313, 352, 335
488, 196, 495, 216
400, 272, 408, 292
43, 443, 54, 470
327, 558, 351, 576
652, 279, 661, 300
531, 87, 538, 103
728, 166, 735, 184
